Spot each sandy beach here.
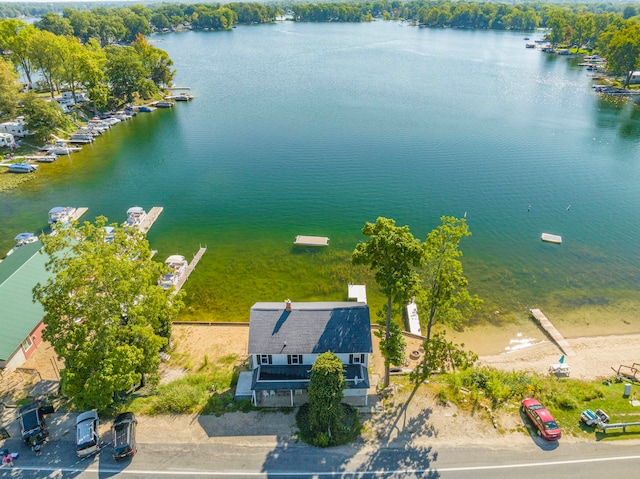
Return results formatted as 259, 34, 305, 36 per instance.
478, 333, 640, 381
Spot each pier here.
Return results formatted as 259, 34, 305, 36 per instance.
529, 308, 576, 356
69, 208, 89, 222
174, 247, 207, 293
139, 207, 163, 234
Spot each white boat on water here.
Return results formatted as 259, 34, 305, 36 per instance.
5, 232, 38, 257
159, 255, 188, 289
125, 206, 147, 229
48, 206, 76, 225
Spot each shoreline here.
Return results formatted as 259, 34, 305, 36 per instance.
478, 332, 640, 381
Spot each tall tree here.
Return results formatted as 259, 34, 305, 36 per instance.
417, 216, 482, 341
0, 20, 37, 86
352, 217, 423, 387
0, 56, 19, 116
33, 217, 184, 410
27, 29, 66, 97
35, 12, 73, 37
132, 34, 175, 88
307, 351, 345, 444
20, 91, 73, 143
105, 45, 149, 103
599, 20, 640, 88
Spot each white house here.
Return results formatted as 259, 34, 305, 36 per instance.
245, 301, 373, 407
629, 71, 640, 84
0, 117, 32, 138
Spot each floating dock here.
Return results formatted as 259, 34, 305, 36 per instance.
294, 235, 329, 247
541, 233, 562, 244
529, 308, 576, 356
139, 207, 163, 234
69, 207, 89, 222
174, 247, 207, 293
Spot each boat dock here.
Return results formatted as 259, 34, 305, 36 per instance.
174, 247, 207, 293
70, 207, 89, 222
529, 308, 576, 356
294, 235, 330, 247
139, 207, 163, 234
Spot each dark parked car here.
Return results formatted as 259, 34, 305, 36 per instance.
18, 402, 48, 445
521, 398, 562, 441
112, 412, 137, 460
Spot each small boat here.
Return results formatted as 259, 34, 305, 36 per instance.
158, 255, 188, 289
48, 206, 76, 225
155, 101, 174, 108
523, 37, 530, 40
525, 43, 536, 49
5, 232, 38, 257
8, 163, 37, 173
139, 106, 156, 112
294, 235, 330, 247
125, 206, 147, 229
174, 94, 194, 101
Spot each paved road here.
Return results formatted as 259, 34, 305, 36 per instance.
2, 410, 640, 478
2, 433, 640, 478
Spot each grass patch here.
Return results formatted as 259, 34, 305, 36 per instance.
435, 366, 640, 438
296, 402, 361, 447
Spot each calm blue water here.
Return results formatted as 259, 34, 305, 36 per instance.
2, 22, 640, 352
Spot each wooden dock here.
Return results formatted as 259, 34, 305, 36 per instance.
139, 207, 163, 234
174, 247, 207, 293
70, 207, 89, 222
529, 309, 576, 356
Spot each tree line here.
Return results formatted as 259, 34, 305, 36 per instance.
0, 18, 174, 141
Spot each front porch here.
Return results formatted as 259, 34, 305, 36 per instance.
252, 388, 371, 408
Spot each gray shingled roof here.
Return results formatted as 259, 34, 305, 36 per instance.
248, 302, 372, 355
0, 241, 48, 361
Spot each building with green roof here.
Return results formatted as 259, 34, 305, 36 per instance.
0, 240, 49, 370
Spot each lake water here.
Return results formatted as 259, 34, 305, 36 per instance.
2, 22, 640, 354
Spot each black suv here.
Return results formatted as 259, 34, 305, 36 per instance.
19, 402, 48, 445
112, 412, 137, 460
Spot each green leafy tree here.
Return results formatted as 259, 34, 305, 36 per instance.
33, 217, 184, 410
352, 217, 423, 388
20, 91, 73, 142
35, 12, 73, 37
105, 45, 149, 103
82, 38, 109, 113
132, 34, 175, 88
417, 216, 482, 341
412, 332, 477, 382
0, 20, 37, 86
599, 20, 640, 88
0, 56, 19, 116
27, 29, 66, 97
307, 351, 345, 445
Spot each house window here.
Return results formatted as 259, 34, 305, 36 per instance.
287, 354, 303, 365
258, 354, 272, 365
22, 336, 33, 351
349, 354, 365, 364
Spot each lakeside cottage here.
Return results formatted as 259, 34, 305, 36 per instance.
242, 300, 373, 407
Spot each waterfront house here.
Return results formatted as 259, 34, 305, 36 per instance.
0, 241, 47, 370
246, 300, 372, 407
629, 71, 640, 84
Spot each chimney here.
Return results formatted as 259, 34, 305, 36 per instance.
285, 299, 292, 312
